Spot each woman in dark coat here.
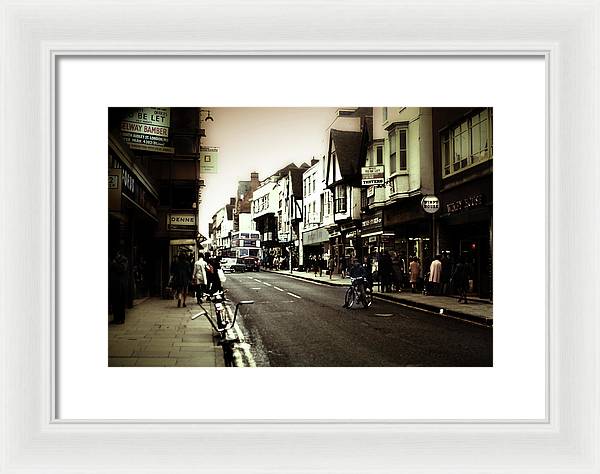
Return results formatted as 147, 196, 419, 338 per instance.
452, 256, 470, 304
170, 253, 192, 307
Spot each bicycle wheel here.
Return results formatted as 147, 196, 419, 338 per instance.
362, 291, 372, 308
344, 287, 355, 308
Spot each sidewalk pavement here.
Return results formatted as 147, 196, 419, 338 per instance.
264, 269, 493, 326
108, 297, 224, 367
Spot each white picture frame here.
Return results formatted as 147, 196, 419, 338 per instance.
1, 1, 598, 472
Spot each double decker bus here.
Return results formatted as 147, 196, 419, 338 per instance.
227, 231, 262, 259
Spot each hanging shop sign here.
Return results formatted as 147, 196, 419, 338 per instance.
168, 213, 197, 230
361, 210, 383, 234
421, 195, 440, 214
361, 165, 385, 186
200, 146, 219, 174
446, 193, 485, 214
120, 107, 174, 154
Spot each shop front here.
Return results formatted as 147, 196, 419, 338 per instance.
438, 178, 492, 299
108, 150, 160, 301
302, 227, 330, 267
382, 196, 433, 272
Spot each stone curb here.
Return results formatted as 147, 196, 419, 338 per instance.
264, 269, 493, 327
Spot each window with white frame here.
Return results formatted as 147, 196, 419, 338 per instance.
442, 108, 492, 177
388, 128, 407, 174
389, 130, 396, 174
334, 184, 347, 213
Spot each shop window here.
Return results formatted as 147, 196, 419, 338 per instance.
442, 108, 493, 178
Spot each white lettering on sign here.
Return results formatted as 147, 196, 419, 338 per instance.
446, 194, 484, 214
361, 165, 385, 186
108, 175, 119, 189
421, 195, 440, 214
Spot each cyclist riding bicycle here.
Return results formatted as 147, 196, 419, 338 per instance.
344, 260, 368, 308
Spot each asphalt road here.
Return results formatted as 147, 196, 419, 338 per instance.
224, 271, 492, 367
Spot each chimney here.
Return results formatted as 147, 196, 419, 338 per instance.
230, 197, 236, 205
250, 172, 259, 181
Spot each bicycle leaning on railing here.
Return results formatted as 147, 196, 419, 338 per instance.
191, 290, 254, 366
344, 277, 373, 309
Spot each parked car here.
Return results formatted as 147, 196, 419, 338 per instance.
242, 256, 261, 272
221, 257, 246, 273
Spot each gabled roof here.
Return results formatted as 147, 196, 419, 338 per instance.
225, 204, 234, 221
289, 167, 305, 197
330, 129, 363, 181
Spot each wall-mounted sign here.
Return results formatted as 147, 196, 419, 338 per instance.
421, 195, 440, 214
108, 175, 119, 189
200, 146, 219, 174
168, 213, 196, 230
362, 210, 383, 234
446, 194, 484, 214
108, 169, 122, 211
120, 107, 175, 154
361, 165, 385, 186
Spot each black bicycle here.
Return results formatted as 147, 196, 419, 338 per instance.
344, 277, 372, 309
191, 290, 254, 366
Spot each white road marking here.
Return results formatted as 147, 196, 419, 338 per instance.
251, 287, 261, 290
280, 273, 327, 286
287, 292, 301, 299
262, 281, 273, 287
273, 286, 285, 292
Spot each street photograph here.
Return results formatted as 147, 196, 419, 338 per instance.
108, 107, 493, 367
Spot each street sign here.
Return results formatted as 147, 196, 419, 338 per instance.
200, 147, 219, 174
421, 195, 440, 214
361, 165, 385, 186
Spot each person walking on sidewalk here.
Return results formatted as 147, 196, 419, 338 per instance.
428, 255, 442, 296
379, 250, 394, 293
109, 248, 128, 325
192, 252, 208, 304
452, 256, 470, 304
340, 254, 348, 279
441, 252, 452, 295
170, 252, 192, 308
328, 253, 336, 279
409, 256, 421, 293
205, 254, 224, 295
315, 254, 323, 277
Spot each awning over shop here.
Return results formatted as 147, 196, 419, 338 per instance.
302, 227, 330, 246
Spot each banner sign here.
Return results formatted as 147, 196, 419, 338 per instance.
200, 146, 219, 174
361, 165, 385, 186
120, 107, 174, 154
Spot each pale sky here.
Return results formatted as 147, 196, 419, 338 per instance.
199, 107, 338, 237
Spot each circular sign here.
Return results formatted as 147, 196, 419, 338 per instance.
421, 195, 440, 214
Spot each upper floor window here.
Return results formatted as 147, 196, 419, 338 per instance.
376, 145, 383, 166
383, 107, 388, 122
442, 108, 492, 177
388, 128, 407, 174
334, 184, 347, 213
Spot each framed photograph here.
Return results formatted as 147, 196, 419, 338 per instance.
1, 1, 598, 472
